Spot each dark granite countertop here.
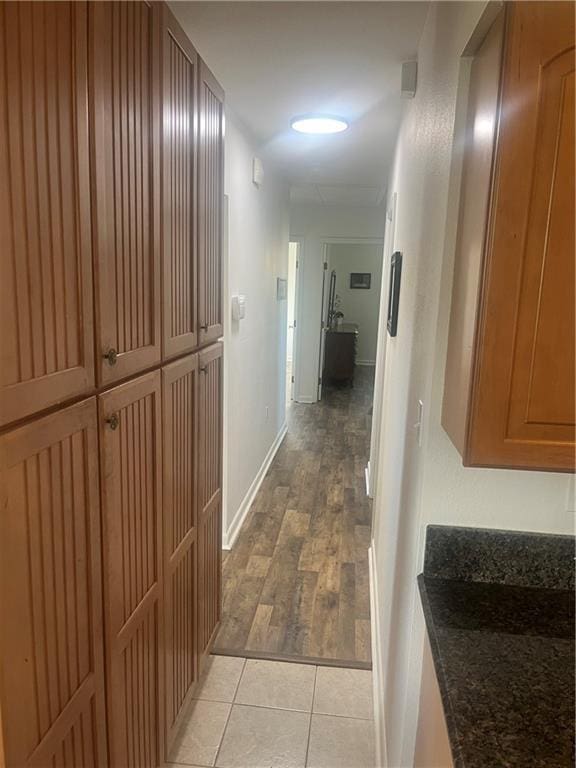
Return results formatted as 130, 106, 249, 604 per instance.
419, 526, 575, 768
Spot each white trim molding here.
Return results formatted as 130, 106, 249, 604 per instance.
369, 543, 387, 768
222, 423, 288, 550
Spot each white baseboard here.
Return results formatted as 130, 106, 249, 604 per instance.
356, 360, 376, 366
222, 423, 287, 550
369, 544, 386, 768
365, 463, 371, 497
294, 394, 315, 404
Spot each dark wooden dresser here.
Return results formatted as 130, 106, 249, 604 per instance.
323, 323, 358, 386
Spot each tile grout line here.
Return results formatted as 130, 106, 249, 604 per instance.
304, 665, 318, 767
211, 657, 246, 768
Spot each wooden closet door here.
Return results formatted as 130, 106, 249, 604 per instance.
162, 7, 198, 359
98, 372, 164, 767
162, 354, 199, 752
0, 2, 95, 428
0, 399, 107, 767
91, 2, 161, 386
198, 62, 224, 347
197, 343, 223, 659
469, 1, 575, 470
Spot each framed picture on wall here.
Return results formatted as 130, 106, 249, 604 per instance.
350, 272, 371, 289
387, 251, 402, 337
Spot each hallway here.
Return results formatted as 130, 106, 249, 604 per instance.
214, 368, 374, 666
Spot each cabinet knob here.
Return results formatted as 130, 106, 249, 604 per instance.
199, 366, 207, 374
103, 348, 118, 366
200, 323, 208, 331
106, 413, 119, 431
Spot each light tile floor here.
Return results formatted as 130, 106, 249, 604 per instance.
169, 656, 376, 768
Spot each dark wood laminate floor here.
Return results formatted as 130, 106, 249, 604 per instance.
213, 366, 374, 668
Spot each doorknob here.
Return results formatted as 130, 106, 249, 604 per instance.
106, 413, 119, 431
103, 348, 118, 366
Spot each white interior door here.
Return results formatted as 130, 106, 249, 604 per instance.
317, 245, 330, 400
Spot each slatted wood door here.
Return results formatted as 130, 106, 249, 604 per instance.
198, 62, 224, 347
98, 372, 164, 767
0, 399, 107, 767
0, 2, 95, 428
90, 1, 161, 386
162, 354, 199, 752
197, 343, 223, 660
162, 7, 198, 360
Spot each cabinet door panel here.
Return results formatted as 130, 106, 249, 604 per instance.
162, 8, 198, 359
0, 2, 95, 427
98, 372, 164, 766
91, 1, 161, 385
162, 354, 199, 752
469, 1, 575, 470
0, 399, 107, 767
197, 343, 223, 658
198, 63, 224, 346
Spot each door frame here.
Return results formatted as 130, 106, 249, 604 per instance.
287, 239, 304, 403
316, 237, 385, 402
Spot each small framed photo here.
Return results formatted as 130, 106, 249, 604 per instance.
350, 272, 371, 289
387, 251, 402, 337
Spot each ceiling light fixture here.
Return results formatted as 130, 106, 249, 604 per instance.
291, 115, 348, 134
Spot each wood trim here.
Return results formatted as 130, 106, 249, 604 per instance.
161, 6, 199, 360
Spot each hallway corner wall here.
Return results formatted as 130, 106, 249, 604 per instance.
289, 205, 386, 402
369, 2, 575, 766
223, 109, 290, 547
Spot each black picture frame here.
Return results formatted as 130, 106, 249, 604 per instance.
350, 272, 371, 289
387, 251, 402, 337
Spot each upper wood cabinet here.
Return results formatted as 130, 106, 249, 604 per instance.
0, 398, 107, 767
197, 343, 223, 660
0, 2, 95, 428
443, 2, 575, 472
162, 7, 199, 360
162, 354, 199, 753
198, 63, 225, 347
98, 371, 164, 767
90, 1, 162, 386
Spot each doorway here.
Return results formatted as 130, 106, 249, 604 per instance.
318, 239, 385, 400
286, 240, 301, 403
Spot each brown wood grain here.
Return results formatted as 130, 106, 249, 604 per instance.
198, 62, 224, 346
0, 399, 107, 767
162, 353, 199, 754
90, 1, 162, 386
98, 371, 164, 767
213, 369, 374, 667
0, 2, 95, 428
162, 6, 198, 360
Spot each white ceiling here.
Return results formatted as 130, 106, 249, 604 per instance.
170, 1, 428, 196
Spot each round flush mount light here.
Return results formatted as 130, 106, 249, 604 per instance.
290, 115, 349, 134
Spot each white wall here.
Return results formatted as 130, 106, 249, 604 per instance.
290, 204, 385, 401
328, 243, 383, 363
223, 110, 290, 546
370, 3, 576, 766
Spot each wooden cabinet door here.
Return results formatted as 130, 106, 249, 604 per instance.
197, 343, 223, 659
91, 2, 161, 386
0, 2, 95, 428
198, 62, 224, 347
0, 399, 107, 767
162, 354, 199, 753
162, 7, 198, 360
98, 372, 164, 767
469, 2, 575, 470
